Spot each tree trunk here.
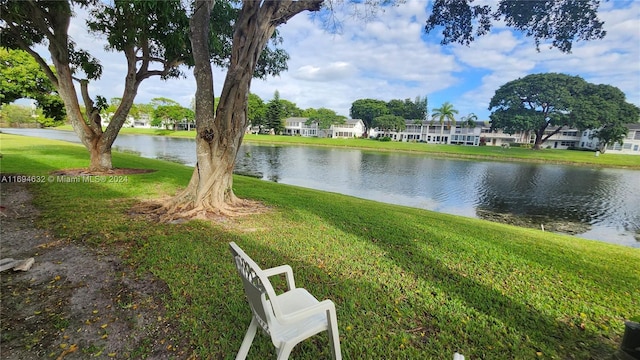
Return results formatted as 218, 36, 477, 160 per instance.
533, 131, 544, 150
164, 0, 322, 218
14, 2, 146, 172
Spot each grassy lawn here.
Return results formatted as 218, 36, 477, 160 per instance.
2, 133, 639, 359
52, 125, 640, 169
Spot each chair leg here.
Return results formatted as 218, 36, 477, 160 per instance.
276, 343, 294, 360
235, 317, 259, 360
326, 308, 342, 360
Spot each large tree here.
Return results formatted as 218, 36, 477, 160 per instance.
0, 0, 194, 171
488, 73, 638, 150
265, 90, 286, 134
576, 84, 640, 153
162, 0, 323, 217
350, 98, 389, 137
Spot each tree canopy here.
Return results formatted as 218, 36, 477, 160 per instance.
350, 97, 429, 135
488, 73, 639, 150
373, 114, 406, 133
0, 48, 65, 122
386, 96, 428, 121
247, 93, 267, 128
431, 101, 458, 128
303, 107, 346, 129
425, 0, 606, 53
157, 106, 193, 129
350, 99, 388, 136
265, 90, 286, 134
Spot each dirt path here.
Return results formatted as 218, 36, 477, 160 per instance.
0, 182, 196, 359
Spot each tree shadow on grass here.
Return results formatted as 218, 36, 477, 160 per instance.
234, 179, 629, 358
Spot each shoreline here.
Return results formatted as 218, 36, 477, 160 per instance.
8, 126, 640, 170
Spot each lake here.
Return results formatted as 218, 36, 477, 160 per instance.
3, 128, 639, 248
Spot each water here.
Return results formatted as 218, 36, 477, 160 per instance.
3, 128, 639, 248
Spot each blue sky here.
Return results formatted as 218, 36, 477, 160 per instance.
63, 0, 639, 121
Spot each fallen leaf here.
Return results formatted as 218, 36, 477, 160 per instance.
56, 343, 78, 360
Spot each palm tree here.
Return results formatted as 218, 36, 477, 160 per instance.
462, 112, 478, 128
431, 102, 458, 143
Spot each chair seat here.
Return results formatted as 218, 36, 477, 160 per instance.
229, 242, 341, 359
269, 289, 328, 344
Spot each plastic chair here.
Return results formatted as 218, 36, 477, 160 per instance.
229, 242, 342, 360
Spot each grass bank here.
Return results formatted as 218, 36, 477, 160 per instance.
2, 133, 639, 359
53, 125, 640, 169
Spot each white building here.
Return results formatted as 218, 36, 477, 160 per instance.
283, 118, 365, 138
101, 112, 154, 128
579, 124, 640, 155
283, 117, 317, 136
321, 119, 365, 139
372, 121, 640, 155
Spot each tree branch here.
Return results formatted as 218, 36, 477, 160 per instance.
79, 79, 102, 135
271, 0, 323, 26
5, 24, 59, 88
542, 126, 563, 143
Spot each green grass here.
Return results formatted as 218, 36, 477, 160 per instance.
2, 133, 639, 359
52, 125, 640, 169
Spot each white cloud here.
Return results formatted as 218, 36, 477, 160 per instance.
293, 61, 358, 81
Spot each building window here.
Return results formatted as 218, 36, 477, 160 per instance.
561, 131, 578, 137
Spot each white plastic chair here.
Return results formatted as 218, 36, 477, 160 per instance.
229, 242, 342, 360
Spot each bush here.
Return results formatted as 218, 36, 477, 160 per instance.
378, 136, 392, 142
566, 146, 594, 152
509, 143, 532, 149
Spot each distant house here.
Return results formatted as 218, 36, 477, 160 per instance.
283, 118, 365, 138
284, 117, 318, 137
101, 112, 154, 129
321, 119, 365, 139
131, 113, 152, 128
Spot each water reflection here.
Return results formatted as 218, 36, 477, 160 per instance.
3, 128, 639, 247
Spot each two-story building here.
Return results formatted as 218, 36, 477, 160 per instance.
283, 118, 365, 138
579, 123, 640, 154
323, 119, 366, 138
283, 117, 318, 137
373, 120, 640, 154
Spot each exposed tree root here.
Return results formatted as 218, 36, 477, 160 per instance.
51, 168, 156, 176
129, 196, 270, 225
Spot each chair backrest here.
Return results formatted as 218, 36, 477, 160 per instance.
229, 242, 278, 334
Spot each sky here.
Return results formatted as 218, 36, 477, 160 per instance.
51, 0, 640, 121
